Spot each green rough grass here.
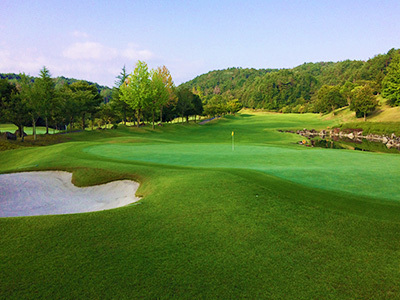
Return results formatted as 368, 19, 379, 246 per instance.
339, 121, 400, 136
1, 112, 400, 299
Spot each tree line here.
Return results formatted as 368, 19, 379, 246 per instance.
1, 62, 220, 141
182, 48, 400, 120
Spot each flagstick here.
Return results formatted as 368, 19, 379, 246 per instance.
232, 132, 234, 151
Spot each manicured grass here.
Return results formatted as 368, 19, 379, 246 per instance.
0, 124, 60, 135
1, 112, 400, 299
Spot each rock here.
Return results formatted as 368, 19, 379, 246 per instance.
348, 132, 354, 140
382, 136, 388, 144
3, 132, 17, 140
14, 130, 27, 137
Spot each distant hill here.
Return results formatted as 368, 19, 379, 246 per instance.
180, 48, 400, 112
0, 73, 112, 103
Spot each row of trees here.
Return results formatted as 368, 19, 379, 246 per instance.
1, 62, 221, 141
0, 68, 103, 140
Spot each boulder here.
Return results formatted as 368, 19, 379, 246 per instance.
14, 130, 27, 137
4, 132, 17, 140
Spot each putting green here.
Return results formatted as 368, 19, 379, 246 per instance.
85, 143, 400, 201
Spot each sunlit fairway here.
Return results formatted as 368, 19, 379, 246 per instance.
0, 123, 60, 135
1, 112, 400, 299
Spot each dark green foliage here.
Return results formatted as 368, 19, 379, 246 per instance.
176, 87, 195, 122
382, 53, 400, 106
181, 49, 400, 112
0, 79, 30, 139
315, 85, 347, 113
350, 85, 378, 121
68, 81, 103, 129
1, 73, 112, 103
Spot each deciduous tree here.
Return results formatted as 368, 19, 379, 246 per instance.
120, 61, 151, 127
350, 85, 378, 121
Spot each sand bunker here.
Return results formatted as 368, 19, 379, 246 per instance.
0, 171, 140, 217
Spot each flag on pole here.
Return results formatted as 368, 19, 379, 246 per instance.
232, 131, 235, 151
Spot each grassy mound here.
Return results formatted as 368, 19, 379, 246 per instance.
1, 112, 400, 299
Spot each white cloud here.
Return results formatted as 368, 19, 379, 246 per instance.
0, 39, 158, 87
63, 42, 118, 60
62, 41, 154, 63
0, 47, 47, 75
122, 44, 154, 60
71, 30, 89, 38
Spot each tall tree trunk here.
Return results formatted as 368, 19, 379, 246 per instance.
194, 115, 197, 123
81, 114, 86, 130
18, 124, 24, 142
186, 115, 189, 123
364, 112, 366, 122
159, 106, 163, 124
32, 117, 37, 141
45, 116, 49, 134
152, 108, 155, 130
136, 110, 140, 128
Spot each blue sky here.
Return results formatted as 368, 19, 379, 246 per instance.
1, 0, 400, 87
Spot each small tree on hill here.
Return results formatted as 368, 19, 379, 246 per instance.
350, 85, 378, 121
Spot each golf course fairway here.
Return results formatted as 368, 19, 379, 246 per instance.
1, 112, 400, 299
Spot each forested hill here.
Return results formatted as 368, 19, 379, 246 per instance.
180, 48, 400, 113
0, 73, 112, 103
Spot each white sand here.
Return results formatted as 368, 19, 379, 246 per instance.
0, 171, 140, 217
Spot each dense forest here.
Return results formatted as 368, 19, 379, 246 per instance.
180, 48, 400, 116
0, 73, 112, 103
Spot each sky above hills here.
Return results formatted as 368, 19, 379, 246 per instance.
1, 0, 400, 87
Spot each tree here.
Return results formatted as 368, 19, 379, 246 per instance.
57, 84, 78, 131
316, 85, 347, 113
226, 99, 242, 114
0, 79, 30, 141
111, 66, 133, 125
191, 93, 203, 122
154, 66, 175, 124
19, 74, 42, 141
120, 61, 152, 127
0, 79, 16, 118
176, 87, 195, 123
97, 102, 118, 128
35, 66, 55, 134
382, 53, 400, 106
68, 81, 102, 129
150, 70, 167, 129
350, 85, 378, 121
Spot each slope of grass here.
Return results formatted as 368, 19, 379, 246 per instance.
1, 112, 400, 299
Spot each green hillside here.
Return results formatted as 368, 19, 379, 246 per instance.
181, 48, 400, 113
